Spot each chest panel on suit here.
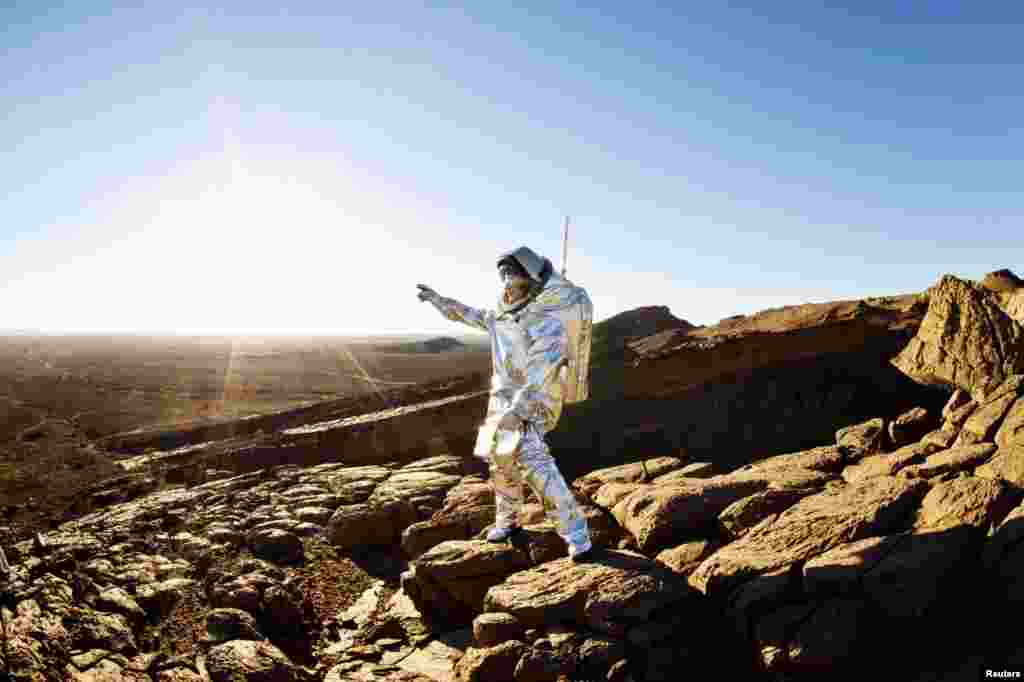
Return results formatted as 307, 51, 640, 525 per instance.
492, 314, 532, 382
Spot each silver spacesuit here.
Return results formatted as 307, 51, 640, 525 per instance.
417, 246, 593, 559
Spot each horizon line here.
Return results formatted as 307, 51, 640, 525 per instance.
0, 329, 490, 337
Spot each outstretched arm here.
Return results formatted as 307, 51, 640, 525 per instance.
417, 284, 490, 332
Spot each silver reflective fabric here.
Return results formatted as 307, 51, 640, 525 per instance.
541, 280, 593, 405
422, 251, 593, 555
488, 425, 590, 553
494, 247, 592, 404
497, 246, 549, 282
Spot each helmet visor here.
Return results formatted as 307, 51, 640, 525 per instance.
498, 261, 527, 283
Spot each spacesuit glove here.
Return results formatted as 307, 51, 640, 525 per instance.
416, 284, 440, 303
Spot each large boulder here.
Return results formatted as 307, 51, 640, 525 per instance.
982, 268, 1024, 323
372, 467, 462, 519
689, 477, 929, 598
402, 540, 532, 625
328, 464, 464, 551
841, 442, 939, 483
981, 268, 1024, 295
718, 488, 817, 541
613, 293, 940, 475
898, 443, 997, 480
572, 457, 686, 500
655, 538, 723, 578
888, 407, 937, 448
976, 445, 1024, 486
891, 274, 1024, 399
610, 476, 769, 553
205, 640, 303, 682
452, 641, 527, 682
656, 461, 717, 480
206, 608, 265, 643
483, 550, 696, 637
835, 418, 888, 460
944, 399, 978, 430
401, 479, 494, 560
327, 498, 415, 550
852, 478, 1020, 646
732, 445, 848, 476
920, 427, 959, 450
953, 376, 1024, 446
996, 397, 1024, 448
472, 613, 525, 648
136, 578, 197, 620
942, 388, 973, 421
327, 466, 392, 502
65, 608, 137, 654
1007, 289, 1024, 324
759, 477, 1019, 675
248, 529, 304, 564
912, 476, 1021, 533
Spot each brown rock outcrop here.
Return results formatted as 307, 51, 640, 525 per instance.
452, 641, 527, 682
571, 456, 686, 500
483, 550, 695, 637
610, 476, 769, 553
898, 443, 997, 480
996, 396, 1024, 448
841, 441, 939, 483
835, 418, 888, 460
205, 640, 303, 682
891, 274, 1024, 398
954, 375, 1024, 445
976, 445, 1024, 486
689, 476, 929, 598
472, 613, 525, 648
401, 478, 494, 560
401, 540, 532, 625
718, 488, 817, 541
888, 407, 937, 448
912, 476, 1021, 533
612, 293, 944, 474
655, 538, 723, 577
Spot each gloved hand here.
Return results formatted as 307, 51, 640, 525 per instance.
417, 284, 439, 303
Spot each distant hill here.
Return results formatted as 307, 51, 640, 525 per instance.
595, 306, 698, 344
585, 306, 697, 401
371, 336, 467, 354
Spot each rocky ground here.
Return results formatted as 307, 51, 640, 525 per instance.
3, 269, 1024, 681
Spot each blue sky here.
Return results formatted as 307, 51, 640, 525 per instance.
2, 2, 1022, 335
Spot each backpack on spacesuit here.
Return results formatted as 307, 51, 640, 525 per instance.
553, 282, 593, 405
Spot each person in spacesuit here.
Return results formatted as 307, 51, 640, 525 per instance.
416, 246, 593, 561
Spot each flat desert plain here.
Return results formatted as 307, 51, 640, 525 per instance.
0, 333, 490, 443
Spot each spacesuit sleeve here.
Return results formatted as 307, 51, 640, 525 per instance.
507, 315, 568, 430
425, 293, 491, 332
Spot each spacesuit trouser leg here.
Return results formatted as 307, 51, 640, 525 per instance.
487, 450, 524, 529
516, 427, 592, 556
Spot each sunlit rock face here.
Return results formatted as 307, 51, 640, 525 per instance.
892, 273, 1024, 400
556, 294, 945, 478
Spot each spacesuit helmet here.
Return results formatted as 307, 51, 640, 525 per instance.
496, 246, 554, 286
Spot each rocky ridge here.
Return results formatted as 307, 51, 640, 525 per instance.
4, 269, 1024, 681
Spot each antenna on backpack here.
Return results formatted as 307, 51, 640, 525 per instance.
561, 215, 570, 278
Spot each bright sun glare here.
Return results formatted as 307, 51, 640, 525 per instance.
5, 157, 416, 335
